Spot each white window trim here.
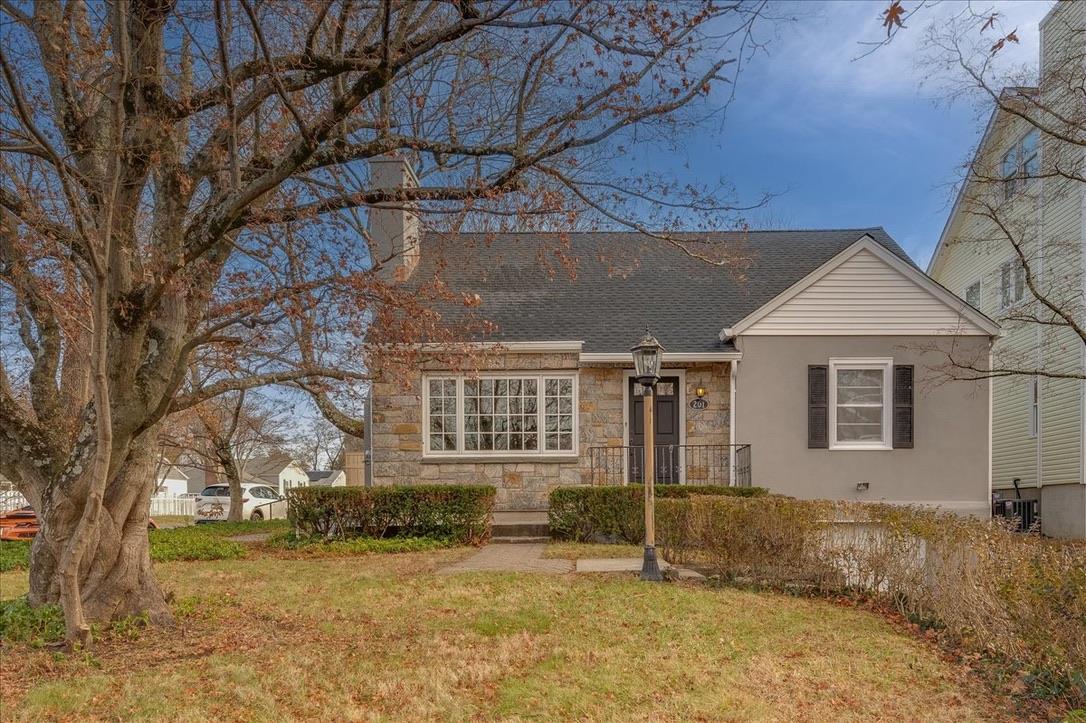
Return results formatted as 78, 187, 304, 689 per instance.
421, 372, 579, 459
828, 357, 893, 451
998, 256, 1027, 311
1028, 377, 1039, 439
1002, 128, 1040, 201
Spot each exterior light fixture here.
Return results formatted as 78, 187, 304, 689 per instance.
631, 330, 664, 387
695, 386, 707, 398
631, 330, 665, 582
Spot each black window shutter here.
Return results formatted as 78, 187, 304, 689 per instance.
808, 365, 828, 449
893, 365, 914, 449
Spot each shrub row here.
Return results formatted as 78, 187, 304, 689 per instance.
548, 485, 768, 543
657, 496, 1086, 705
288, 485, 495, 545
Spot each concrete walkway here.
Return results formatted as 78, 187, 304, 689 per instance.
437, 543, 705, 580
437, 543, 572, 574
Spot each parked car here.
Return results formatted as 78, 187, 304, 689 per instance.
194, 483, 287, 523
0, 506, 157, 541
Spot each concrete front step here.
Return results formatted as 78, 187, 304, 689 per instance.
490, 535, 551, 545
491, 510, 550, 541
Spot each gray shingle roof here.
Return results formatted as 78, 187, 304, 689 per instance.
411, 228, 912, 353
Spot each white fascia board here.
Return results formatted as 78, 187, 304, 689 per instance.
720, 235, 1002, 339
580, 351, 741, 363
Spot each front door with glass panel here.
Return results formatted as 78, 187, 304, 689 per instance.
628, 376, 681, 483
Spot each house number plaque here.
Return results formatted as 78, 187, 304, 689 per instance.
689, 397, 710, 411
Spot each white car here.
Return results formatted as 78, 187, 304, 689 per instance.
194, 483, 288, 523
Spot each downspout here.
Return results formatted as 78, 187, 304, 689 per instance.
729, 356, 738, 486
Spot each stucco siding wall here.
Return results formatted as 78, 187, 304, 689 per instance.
369, 354, 731, 510
733, 336, 990, 515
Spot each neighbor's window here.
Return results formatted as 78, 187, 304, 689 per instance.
829, 359, 892, 450
1002, 129, 1040, 200
965, 280, 981, 309
1000, 258, 1026, 309
425, 374, 577, 456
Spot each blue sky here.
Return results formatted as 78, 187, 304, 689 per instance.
643, 0, 1054, 267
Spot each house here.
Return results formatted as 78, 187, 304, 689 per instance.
364, 157, 1000, 512
243, 454, 310, 495
927, 1, 1085, 539
307, 469, 347, 487
153, 459, 191, 497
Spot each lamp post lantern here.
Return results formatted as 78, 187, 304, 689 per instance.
631, 330, 664, 582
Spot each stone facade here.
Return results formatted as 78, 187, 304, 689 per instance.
369, 353, 731, 510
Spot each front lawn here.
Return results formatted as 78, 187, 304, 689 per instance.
0, 548, 1015, 721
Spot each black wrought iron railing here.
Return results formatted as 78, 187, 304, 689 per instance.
588, 444, 751, 487
992, 498, 1040, 533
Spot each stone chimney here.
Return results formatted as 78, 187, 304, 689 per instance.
369, 155, 420, 276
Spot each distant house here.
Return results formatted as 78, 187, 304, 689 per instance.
362, 156, 1001, 513
243, 454, 310, 495
307, 469, 347, 487
154, 459, 191, 497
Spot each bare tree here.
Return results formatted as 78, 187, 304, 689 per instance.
162, 390, 287, 521
879, 3, 1085, 381
286, 417, 344, 471
0, 0, 770, 644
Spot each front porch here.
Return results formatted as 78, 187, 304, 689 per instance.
587, 443, 752, 487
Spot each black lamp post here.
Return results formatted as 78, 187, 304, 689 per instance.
631, 330, 664, 582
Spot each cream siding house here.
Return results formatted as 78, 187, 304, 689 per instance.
928, 1, 1085, 538
364, 156, 999, 513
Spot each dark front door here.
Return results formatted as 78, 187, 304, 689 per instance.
628, 376, 681, 483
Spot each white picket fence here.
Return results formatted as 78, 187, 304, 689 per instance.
0, 490, 29, 512
149, 496, 195, 517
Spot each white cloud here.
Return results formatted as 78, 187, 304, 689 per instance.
748, 0, 1053, 99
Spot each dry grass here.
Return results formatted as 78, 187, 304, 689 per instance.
0, 548, 1020, 722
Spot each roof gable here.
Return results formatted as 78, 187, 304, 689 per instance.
727, 237, 999, 337
411, 228, 921, 353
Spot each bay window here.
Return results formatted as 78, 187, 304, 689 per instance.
424, 374, 577, 457
828, 359, 892, 450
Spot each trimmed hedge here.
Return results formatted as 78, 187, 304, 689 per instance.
548, 485, 768, 543
288, 485, 495, 545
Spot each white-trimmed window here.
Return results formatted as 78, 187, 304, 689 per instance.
423, 374, 577, 457
828, 358, 893, 450
1028, 377, 1039, 438
1001, 128, 1039, 200
999, 258, 1026, 309
964, 279, 981, 309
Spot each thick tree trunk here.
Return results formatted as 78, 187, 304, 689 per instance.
28, 442, 173, 627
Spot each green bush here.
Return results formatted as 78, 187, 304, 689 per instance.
656, 496, 1086, 707
149, 527, 246, 562
0, 541, 31, 572
288, 485, 495, 545
548, 485, 768, 543
0, 597, 64, 646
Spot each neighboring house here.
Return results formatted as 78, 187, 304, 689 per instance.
154, 459, 190, 497
928, 1, 1085, 539
243, 454, 310, 495
307, 469, 347, 487
178, 466, 212, 495
364, 156, 999, 513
